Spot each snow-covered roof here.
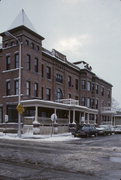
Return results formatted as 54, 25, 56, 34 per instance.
21, 99, 98, 114
8, 9, 36, 33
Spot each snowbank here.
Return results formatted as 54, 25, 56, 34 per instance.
0, 132, 79, 142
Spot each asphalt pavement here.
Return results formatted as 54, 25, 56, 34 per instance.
0, 134, 121, 180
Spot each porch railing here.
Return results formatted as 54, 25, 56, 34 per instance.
101, 107, 116, 114
58, 98, 79, 105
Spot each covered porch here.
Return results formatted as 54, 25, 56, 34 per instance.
21, 99, 98, 134
100, 107, 117, 126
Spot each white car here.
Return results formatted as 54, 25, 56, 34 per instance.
97, 125, 112, 135
114, 126, 121, 134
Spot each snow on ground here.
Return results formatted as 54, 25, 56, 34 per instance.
0, 132, 79, 142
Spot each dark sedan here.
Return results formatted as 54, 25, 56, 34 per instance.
73, 124, 98, 138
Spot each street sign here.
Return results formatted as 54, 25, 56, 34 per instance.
16, 104, 25, 114
51, 113, 57, 122
51, 113, 58, 137
5, 114, 8, 123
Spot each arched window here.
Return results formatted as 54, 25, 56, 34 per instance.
56, 88, 63, 100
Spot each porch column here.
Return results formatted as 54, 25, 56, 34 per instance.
101, 115, 102, 124
113, 115, 116, 126
34, 105, 38, 123
72, 109, 76, 124
79, 112, 82, 124
81, 111, 86, 124
87, 113, 89, 124
54, 108, 57, 114
94, 114, 97, 124
54, 108, 57, 123
33, 105, 40, 135
84, 112, 86, 124
111, 114, 113, 126
68, 110, 71, 124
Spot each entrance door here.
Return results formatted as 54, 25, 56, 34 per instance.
7, 105, 18, 122
0, 107, 3, 123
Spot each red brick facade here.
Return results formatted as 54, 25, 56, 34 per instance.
0, 26, 112, 125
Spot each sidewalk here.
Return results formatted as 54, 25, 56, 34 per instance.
0, 132, 78, 142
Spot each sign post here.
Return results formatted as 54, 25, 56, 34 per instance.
16, 104, 25, 137
16, 104, 25, 114
4, 115, 8, 135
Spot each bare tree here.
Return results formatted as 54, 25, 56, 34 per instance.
112, 98, 121, 111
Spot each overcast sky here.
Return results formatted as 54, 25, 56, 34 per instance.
0, 0, 121, 106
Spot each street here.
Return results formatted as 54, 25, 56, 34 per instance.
0, 135, 121, 180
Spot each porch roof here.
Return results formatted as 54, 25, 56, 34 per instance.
21, 99, 98, 114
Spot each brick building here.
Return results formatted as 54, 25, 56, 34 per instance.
0, 10, 114, 133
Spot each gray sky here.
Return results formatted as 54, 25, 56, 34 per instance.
0, 0, 121, 106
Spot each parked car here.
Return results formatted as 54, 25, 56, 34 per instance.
72, 124, 98, 138
114, 126, 121, 134
96, 127, 106, 136
96, 125, 112, 136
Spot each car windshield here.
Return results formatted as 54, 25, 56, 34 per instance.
82, 126, 89, 130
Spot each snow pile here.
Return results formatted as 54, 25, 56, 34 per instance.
0, 132, 79, 142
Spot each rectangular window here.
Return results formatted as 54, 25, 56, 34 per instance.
68, 94, 71, 98
75, 96, 78, 100
27, 54, 31, 70
108, 101, 111, 107
15, 53, 19, 68
108, 90, 111, 98
15, 80, 19, 95
82, 80, 86, 90
41, 87, 44, 99
46, 88, 51, 100
91, 99, 95, 108
42, 64, 44, 77
56, 73, 63, 83
31, 42, 34, 49
34, 83, 38, 97
6, 55, 11, 70
95, 84, 99, 94
25, 40, 29, 46
75, 79, 78, 90
92, 83, 95, 91
87, 81, 91, 91
35, 58, 39, 72
26, 81, 30, 96
6, 81, 11, 95
81, 97, 86, 106
101, 87, 104, 96
46, 66, 51, 79
68, 76, 72, 87
86, 98, 91, 107
95, 99, 98, 109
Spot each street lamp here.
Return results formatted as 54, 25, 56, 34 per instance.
5, 31, 22, 138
